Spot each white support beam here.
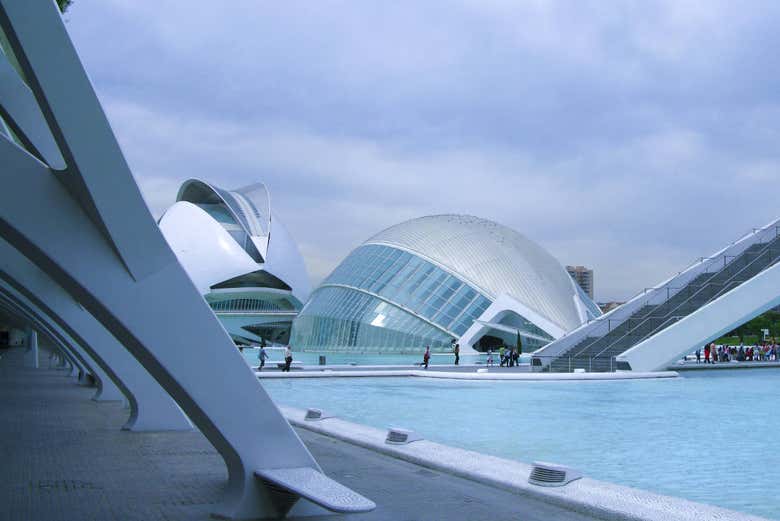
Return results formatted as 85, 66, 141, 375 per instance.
0, 2, 371, 517
618, 261, 780, 372
0, 239, 191, 429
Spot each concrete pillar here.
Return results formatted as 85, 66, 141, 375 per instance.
23, 327, 38, 368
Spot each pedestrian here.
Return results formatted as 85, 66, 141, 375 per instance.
422, 346, 431, 369
704, 343, 710, 364
453, 343, 460, 366
487, 349, 494, 367
258, 345, 268, 371
282, 345, 293, 372
695, 349, 701, 364
499, 345, 506, 367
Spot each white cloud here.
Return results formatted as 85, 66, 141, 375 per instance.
68, 0, 780, 300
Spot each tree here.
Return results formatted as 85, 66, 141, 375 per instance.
516, 331, 522, 355
58, 0, 72, 13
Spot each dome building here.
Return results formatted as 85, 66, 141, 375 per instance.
290, 215, 600, 354
159, 179, 311, 345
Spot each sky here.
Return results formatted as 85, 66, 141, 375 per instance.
63, 0, 780, 301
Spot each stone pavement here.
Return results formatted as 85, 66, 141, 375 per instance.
0, 346, 597, 521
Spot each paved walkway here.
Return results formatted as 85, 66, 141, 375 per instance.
0, 346, 597, 521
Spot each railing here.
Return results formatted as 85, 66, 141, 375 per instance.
533, 218, 780, 366
588, 233, 780, 359
529, 354, 619, 373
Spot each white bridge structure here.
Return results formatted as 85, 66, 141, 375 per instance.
533, 219, 780, 372
0, 1, 373, 518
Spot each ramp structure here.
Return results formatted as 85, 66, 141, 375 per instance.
533, 220, 780, 372
0, 1, 373, 518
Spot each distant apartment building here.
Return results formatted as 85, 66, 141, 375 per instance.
566, 265, 594, 299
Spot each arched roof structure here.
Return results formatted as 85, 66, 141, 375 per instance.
292, 214, 599, 354
160, 179, 311, 305
366, 214, 590, 332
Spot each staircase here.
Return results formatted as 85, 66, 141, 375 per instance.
539, 225, 780, 372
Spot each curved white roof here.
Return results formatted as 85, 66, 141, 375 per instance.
366, 214, 587, 331
178, 179, 271, 238
160, 179, 311, 304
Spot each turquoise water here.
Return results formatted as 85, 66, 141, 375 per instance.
262, 369, 780, 519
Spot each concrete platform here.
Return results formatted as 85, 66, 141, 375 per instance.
256, 367, 679, 381
669, 360, 780, 371
0, 347, 601, 521
282, 407, 768, 521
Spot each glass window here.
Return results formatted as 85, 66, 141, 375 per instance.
291, 245, 497, 352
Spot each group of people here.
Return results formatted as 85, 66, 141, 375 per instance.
485, 346, 521, 367
694, 341, 780, 363
418, 343, 524, 368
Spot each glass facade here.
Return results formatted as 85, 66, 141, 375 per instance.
208, 298, 294, 312
291, 215, 600, 354
291, 287, 453, 353
325, 245, 492, 335
291, 244, 495, 353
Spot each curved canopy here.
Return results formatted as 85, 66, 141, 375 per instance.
366, 214, 593, 331
178, 179, 271, 238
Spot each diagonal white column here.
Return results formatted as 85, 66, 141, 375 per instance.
0, 289, 124, 400
618, 261, 780, 371
0, 242, 192, 429
0, 2, 373, 517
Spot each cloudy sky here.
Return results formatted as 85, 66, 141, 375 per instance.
64, 0, 780, 301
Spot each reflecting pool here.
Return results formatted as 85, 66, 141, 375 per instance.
262, 369, 780, 519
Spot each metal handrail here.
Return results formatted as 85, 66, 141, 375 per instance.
536, 220, 780, 368
561, 229, 779, 363
535, 354, 618, 373
590, 233, 780, 359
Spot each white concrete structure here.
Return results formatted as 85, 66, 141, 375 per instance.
618, 256, 780, 372
0, 237, 192, 429
160, 179, 310, 345
292, 215, 600, 354
0, 2, 372, 518
535, 218, 780, 372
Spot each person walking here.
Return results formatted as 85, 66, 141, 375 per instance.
695, 349, 701, 364
704, 343, 710, 364
422, 346, 431, 369
453, 343, 460, 366
499, 345, 506, 367
282, 346, 293, 372
487, 349, 494, 367
258, 345, 268, 371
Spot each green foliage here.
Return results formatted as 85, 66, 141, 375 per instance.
714, 310, 780, 345
715, 335, 760, 346
57, 0, 72, 13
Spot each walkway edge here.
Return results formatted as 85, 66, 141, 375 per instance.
259, 369, 679, 380
281, 406, 767, 521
